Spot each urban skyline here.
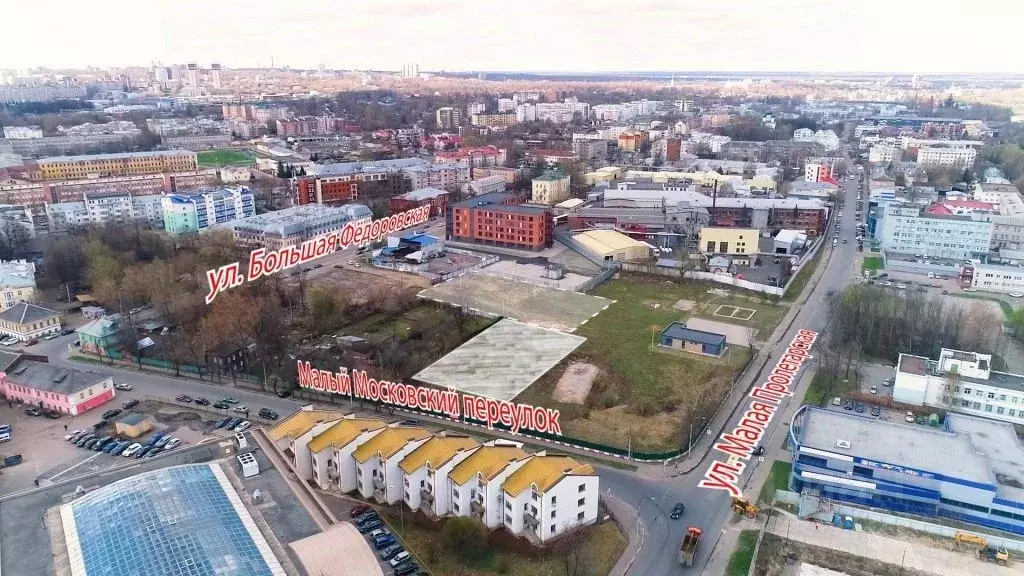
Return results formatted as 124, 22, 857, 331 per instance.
3, 0, 1021, 74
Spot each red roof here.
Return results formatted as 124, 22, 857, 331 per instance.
926, 200, 998, 215
435, 145, 503, 160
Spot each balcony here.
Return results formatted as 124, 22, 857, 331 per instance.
420, 488, 434, 504
372, 476, 385, 490
470, 500, 485, 518
524, 512, 539, 529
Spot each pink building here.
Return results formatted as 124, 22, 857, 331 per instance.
0, 360, 115, 415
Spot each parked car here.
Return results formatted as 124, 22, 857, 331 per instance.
368, 528, 390, 540
233, 405, 249, 414
103, 440, 123, 453
389, 551, 412, 567
43, 333, 59, 340
76, 434, 96, 447
24, 339, 38, 346
213, 401, 231, 410
43, 410, 61, 419
60, 328, 75, 336
122, 443, 144, 457
373, 535, 396, 550
670, 503, 685, 520
114, 383, 133, 391
144, 447, 161, 458
392, 563, 419, 576
220, 397, 239, 404
0, 337, 19, 346
225, 417, 243, 429
358, 519, 383, 533
870, 406, 881, 417
83, 438, 100, 449
175, 394, 193, 402
122, 399, 139, 410
379, 544, 404, 560
92, 420, 110, 431
905, 411, 916, 423
146, 433, 165, 447
258, 408, 279, 420
275, 388, 293, 398
855, 403, 865, 413
869, 386, 877, 395
164, 437, 181, 450
233, 421, 252, 432
350, 505, 372, 518
215, 417, 232, 429
135, 446, 153, 459
24, 407, 42, 417
832, 397, 842, 407
883, 378, 893, 387
356, 512, 380, 526
193, 397, 211, 406
91, 437, 112, 451
65, 429, 85, 441
842, 400, 853, 411
102, 408, 122, 420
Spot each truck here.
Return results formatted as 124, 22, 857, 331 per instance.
678, 525, 702, 567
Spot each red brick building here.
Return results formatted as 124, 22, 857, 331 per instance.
295, 177, 359, 205
448, 192, 553, 251
390, 187, 449, 218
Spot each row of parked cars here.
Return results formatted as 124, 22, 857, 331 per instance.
833, 397, 882, 417
174, 394, 279, 420
215, 416, 252, 433
350, 505, 420, 575
65, 429, 180, 459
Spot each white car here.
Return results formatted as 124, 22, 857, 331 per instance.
1011, 293, 1024, 298
114, 383, 133, 391
122, 443, 144, 457
233, 405, 249, 414
368, 528, 390, 540
870, 386, 878, 394
389, 551, 412, 567
0, 337, 18, 346
65, 429, 85, 440
164, 437, 181, 449
233, 421, 252, 432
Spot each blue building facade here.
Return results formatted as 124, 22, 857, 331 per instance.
789, 406, 1024, 535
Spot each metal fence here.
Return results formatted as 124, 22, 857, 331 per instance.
774, 489, 1024, 553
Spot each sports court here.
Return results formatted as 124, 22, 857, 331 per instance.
418, 271, 613, 332
713, 304, 757, 320
413, 318, 587, 401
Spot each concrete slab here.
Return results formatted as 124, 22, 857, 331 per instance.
413, 318, 586, 402
685, 317, 756, 347
553, 362, 600, 404
482, 260, 594, 292
418, 271, 613, 332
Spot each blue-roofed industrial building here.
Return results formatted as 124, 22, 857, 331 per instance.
658, 322, 727, 357
788, 406, 1024, 536
61, 463, 286, 576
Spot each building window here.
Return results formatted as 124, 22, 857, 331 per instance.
986, 404, 994, 412
551, 496, 557, 505
550, 510, 556, 519
578, 484, 586, 493
577, 511, 585, 521
963, 388, 971, 395
1010, 409, 1017, 417
988, 392, 995, 399
997, 407, 1005, 415
973, 402, 981, 410
505, 514, 512, 524
550, 524, 556, 534
1000, 394, 1007, 401
578, 497, 586, 507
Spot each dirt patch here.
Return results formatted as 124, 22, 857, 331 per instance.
299, 266, 428, 305
553, 362, 600, 404
754, 533, 931, 576
685, 317, 757, 347
673, 298, 697, 311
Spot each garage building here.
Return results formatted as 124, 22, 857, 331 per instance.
573, 229, 652, 262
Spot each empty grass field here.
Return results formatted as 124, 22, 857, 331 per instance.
197, 149, 255, 167
516, 275, 790, 451
862, 255, 884, 272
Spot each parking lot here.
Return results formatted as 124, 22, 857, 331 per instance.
321, 494, 420, 575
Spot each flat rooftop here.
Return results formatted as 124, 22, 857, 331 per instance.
799, 408, 993, 486
946, 414, 1024, 501
413, 318, 586, 402
36, 150, 195, 163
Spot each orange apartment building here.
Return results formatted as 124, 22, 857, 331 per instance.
34, 150, 199, 180
447, 192, 553, 251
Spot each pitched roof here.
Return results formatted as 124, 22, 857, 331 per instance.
76, 318, 118, 338
307, 417, 387, 454
502, 455, 595, 497
4, 361, 109, 396
661, 321, 726, 346
268, 408, 345, 441
352, 426, 431, 463
0, 302, 57, 325
449, 446, 529, 486
399, 435, 479, 474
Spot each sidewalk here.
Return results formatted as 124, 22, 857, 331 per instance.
765, 512, 1011, 576
605, 494, 644, 576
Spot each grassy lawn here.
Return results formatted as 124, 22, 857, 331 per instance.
344, 305, 492, 344
515, 275, 788, 451
784, 248, 824, 301
385, 514, 627, 576
951, 293, 1014, 320
803, 372, 858, 408
726, 530, 759, 576
197, 149, 255, 167
757, 460, 793, 505
861, 255, 884, 273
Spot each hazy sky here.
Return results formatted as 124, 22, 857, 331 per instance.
4, 0, 1021, 73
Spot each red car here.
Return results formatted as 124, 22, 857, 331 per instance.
350, 504, 372, 518
24, 339, 39, 346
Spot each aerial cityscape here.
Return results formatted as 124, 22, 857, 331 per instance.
1, 3, 1024, 576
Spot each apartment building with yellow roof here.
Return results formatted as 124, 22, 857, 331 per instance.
267, 406, 345, 480
501, 454, 598, 543
353, 426, 432, 504
399, 433, 479, 517
448, 441, 531, 529
307, 416, 387, 493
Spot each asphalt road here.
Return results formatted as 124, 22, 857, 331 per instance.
609, 177, 863, 575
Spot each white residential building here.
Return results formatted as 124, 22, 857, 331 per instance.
404, 164, 470, 191
917, 146, 977, 168
399, 434, 479, 517
448, 443, 531, 529
2, 126, 42, 139
497, 98, 516, 113
970, 262, 1024, 294
353, 426, 432, 504
467, 102, 486, 116
45, 193, 165, 231
500, 454, 599, 543
307, 416, 387, 494
900, 137, 983, 150
878, 203, 993, 259
894, 348, 1024, 427
0, 260, 36, 311
869, 145, 901, 164
515, 104, 537, 123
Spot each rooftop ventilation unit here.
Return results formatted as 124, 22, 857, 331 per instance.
836, 439, 852, 450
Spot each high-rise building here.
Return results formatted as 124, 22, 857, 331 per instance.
186, 63, 200, 88
210, 63, 222, 89
435, 107, 462, 130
